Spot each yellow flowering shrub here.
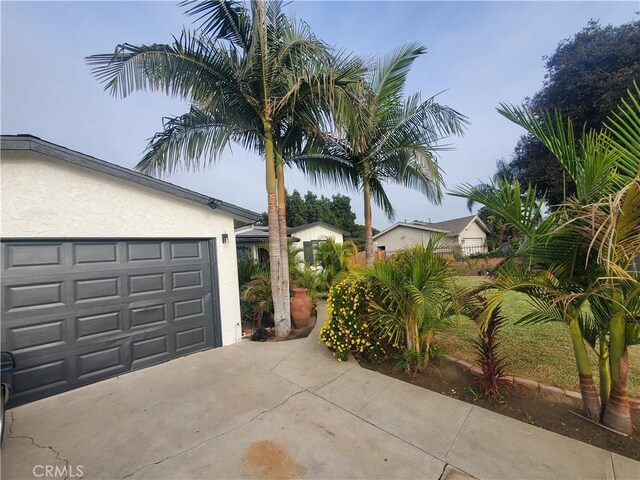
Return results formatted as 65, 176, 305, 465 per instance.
318, 276, 384, 362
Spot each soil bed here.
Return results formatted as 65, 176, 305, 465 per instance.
360, 356, 640, 461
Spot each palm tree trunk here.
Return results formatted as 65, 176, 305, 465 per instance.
276, 159, 291, 325
603, 348, 632, 434
568, 316, 600, 421
603, 299, 632, 434
264, 128, 288, 337
363, 180, 374, 264
598, 335, 611, 420
257, 0, 289, 338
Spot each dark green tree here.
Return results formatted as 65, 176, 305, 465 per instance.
286, 190, 307, 227
508, 19, 640, 207
258, 189, 374, 239
330, 194, 358, 234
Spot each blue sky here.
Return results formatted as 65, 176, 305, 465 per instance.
2, 1, 637, 228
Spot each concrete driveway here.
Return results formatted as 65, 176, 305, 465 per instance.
2, 306, 638, 480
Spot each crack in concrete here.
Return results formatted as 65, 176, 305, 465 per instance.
120, 389, 304, 480
437, 462, 449, 480
7, 411, 74, 480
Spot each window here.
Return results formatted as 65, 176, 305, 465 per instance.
303, 240, 320, 264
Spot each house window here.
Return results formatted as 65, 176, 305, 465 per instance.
257, 247, 269, 264
303, 240, 320, 263
237, 245, 251, 259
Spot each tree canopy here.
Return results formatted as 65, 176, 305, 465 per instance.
257, 190, 376, 239
507, 19, 640, 207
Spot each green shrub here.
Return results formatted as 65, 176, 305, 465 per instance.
242, 271, 273, 326
362, 238, 458, 372
314, 239, 358, 289
318, 275, 384, 362
237, 256, 267, 289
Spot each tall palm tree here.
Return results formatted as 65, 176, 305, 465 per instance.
295, 44, 467, 264
86, 0, 363, 337
451, 83, 640, 433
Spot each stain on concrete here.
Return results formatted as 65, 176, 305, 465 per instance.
243, 440, 305, 479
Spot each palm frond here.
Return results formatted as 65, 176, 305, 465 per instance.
135, 106, 261, 176
180, 0, 251, 49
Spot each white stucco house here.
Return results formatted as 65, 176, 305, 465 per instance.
289, 222, 349, 264
234, 224, 301, 263
235, 221, 349, 265
373, 214, 489, 256
0, 135, 259, 406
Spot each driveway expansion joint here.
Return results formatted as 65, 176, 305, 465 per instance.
311, 362, 358, 392
120, 388, 305, 479
269, 341, 307, 373
7, 412, 72, 480
305, 387, 449, 465
354, 379, 393, 414
444, 405, 473, 458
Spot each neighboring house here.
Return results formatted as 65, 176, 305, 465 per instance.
288, 222, 349, 264
0, 135, 259, 406
373, 214, 489, 256
235, 224, 299, 262
235, 221, 349, 265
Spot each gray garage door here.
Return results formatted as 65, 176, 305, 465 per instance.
1, 239, 221, 406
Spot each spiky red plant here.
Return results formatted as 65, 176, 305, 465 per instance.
474, 305, 507, 400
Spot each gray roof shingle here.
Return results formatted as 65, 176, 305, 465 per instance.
412, 214, 486, 237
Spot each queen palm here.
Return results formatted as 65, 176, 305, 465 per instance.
295, 44, 467, 264
86, 0, 363, 336
452, 83, 640, 433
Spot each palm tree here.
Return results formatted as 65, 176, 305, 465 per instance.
362, 237, 458, 372
86, 0, 363, 337
313, 238, 358, 287
451, 83, 640, 433
295, 44, 467, 264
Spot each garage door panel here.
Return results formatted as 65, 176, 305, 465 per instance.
4, 280, 65, 312
75, 310, 124, 341
5, 243, 64, 269
171, 270, 204, 290
174, 297, 205, 322
170, 241, 204, 261
73, 242, 120, 265
4, 318, 67, 353
126, 242, 165, 263
1, 239, 219, 407
128, 272, 166, 296
74, 276, 121, 303
76, 344, 128, 381
130, 303, 167, 329
131, 334, 169, 368
175, 326, 207, 353
11, 358, 69, 396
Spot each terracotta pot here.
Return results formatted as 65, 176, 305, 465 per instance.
290, 288, 312, 328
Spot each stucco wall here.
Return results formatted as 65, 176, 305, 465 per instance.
458, 220, 487, 244
373, 225, 440, 253
1, 151, 243, 346
294, 225, 344, 262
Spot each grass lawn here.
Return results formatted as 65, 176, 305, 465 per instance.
438, 277, 640, 399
